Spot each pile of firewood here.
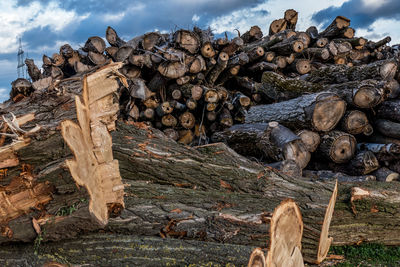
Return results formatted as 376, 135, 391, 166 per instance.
11, 9, 400, 182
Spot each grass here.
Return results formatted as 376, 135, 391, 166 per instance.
329, 243, 400, 267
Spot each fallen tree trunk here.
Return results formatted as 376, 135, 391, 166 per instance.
1, 66, 400, 265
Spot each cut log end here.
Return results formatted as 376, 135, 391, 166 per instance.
312, 94, 346, 132
266, 199, 304, 267
248, 248, 266, 267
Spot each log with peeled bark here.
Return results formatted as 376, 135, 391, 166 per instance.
304, 59, 398, 84
245, 92, 346, 132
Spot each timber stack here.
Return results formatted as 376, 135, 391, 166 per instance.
1, 8, 400, 266
17, 9, 400, 181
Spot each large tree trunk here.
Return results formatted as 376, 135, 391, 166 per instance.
1, 66, 400, 265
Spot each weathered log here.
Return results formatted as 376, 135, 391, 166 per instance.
248, 247, 267, 267
319, 16, 350, 38
261, 71, 386, 108
174, 30, 200, 54
83, 36, 106, 54
0, 234, 254, 266
372, 167, 399, 182
377, 99, 400, 122
10, 78, 33, 100
332, 151, 380, 176
106, 26, 126, 48
270, 36, 304, 55
245, 92, 346, 132
206, 52, 229, 85
87, 51, 107, 65
115, 46, 134, 62
304, 59, 398, 84
212, 122, 310, 169
0, 97, 400, 251
269, 19, 287, 35
375, 119, 400, 139
340, 110, 373, 136
367, 36, 391, 50
303, 170, 375, 182
260, 122, 310, 169
298, 47, 330, 61
241, 26, 263, 43
266, 159, 302, 177
284, 9, 298, 30
25, 59, 42, 82
296, 130, 320, 153
319, 131, 357, 163
288, 59, 311, 74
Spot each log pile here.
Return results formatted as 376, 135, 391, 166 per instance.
1, 8, 400, 266
13, 10, 400, 181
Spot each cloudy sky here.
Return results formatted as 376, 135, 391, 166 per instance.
0, 0, 399, 102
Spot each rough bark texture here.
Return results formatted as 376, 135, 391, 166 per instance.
245, 92, 346, 132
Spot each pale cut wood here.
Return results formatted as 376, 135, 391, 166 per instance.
248, 248, 266, 267
302, 181, 338, 264
266, 199, 304, 267
61, 63, 125, 225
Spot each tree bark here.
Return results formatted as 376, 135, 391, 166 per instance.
245, 92, 346, 132
2, 66, 400, 265
304, 59, 398, 84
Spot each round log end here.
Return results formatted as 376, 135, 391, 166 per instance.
248, 248, 266, 267
312, 95, 346, 132
267, 199, 303, 267
292, 41, 304, 53
327, 132, 357, 163
295, 59, 311, 74
297, 130, 320, 153
353, 85, 384, 108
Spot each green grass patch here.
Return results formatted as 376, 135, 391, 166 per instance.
330, 243, 400, 266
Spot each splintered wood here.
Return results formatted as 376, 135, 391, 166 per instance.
61, 62, 125, 225
0, 169, 53, 233
266, 199, 304, 267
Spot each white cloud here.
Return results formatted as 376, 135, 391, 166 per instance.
0, 1, 89, 54
208, 0, 349, 35
192, 14, 200, 22
356, 18, 400, 43
103, 12, 127, 23
362, 0, 390, 10
0, 88, 9, 100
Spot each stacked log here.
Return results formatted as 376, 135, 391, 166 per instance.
1, 9, 400, 266
12, 10, 400, 180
